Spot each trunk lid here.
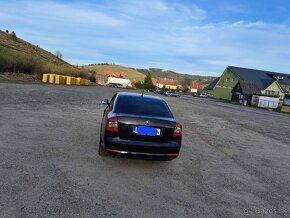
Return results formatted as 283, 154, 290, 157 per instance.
117, 114, 176, 142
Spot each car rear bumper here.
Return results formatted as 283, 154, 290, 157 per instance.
104, 136, 181, 159
106, 149, 179, 160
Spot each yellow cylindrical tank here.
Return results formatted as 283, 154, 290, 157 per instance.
54, 75, 61, 84
42, 74, 48, 83
71, 77, 76, 85
82, 79, 89, 85
66, 76, 72, 85
48, 74, 55, 84
61, 76, 66, 84
75, 77, 81, 85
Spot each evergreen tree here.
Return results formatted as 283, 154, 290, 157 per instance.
143, 72, 155, 89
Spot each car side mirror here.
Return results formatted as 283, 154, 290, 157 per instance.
101, 99, 109, 105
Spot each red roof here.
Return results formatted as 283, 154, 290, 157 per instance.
157, 78, 178, 86
152, 79, 157, 86
103, 71, 126, 78
191, 81, 204, 91
120, 72, 126, 78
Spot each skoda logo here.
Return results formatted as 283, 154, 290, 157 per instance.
145, 120, 150, 125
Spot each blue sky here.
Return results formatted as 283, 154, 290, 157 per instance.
1, 0, 290, 76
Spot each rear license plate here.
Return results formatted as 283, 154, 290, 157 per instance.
132, 126, 161, 136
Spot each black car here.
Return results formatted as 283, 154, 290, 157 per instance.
153, 90, 165, 95
99, 92, 182, 160
164, 91, 180, 97
192, 92, 200, 97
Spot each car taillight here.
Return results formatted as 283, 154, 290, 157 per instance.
105, 117, 118, 133
173, 122, 182, 137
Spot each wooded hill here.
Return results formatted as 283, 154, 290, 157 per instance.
84, 64, 216, 86
137, 68, 216, 86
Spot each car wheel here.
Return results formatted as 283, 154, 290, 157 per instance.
98, 139, 108, 156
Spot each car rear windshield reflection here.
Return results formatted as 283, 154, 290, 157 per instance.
115, 96, 173, 117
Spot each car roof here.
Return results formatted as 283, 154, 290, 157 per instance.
116, 92, 164, 101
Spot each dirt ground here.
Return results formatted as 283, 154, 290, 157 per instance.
0, 73, 41, 82
0, 82, 290, 218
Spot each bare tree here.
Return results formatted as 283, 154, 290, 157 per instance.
11, 31, 17, 40
55, 50, 63, 59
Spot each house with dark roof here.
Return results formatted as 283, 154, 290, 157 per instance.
207, 77, 219, 90
206, 77, 219, 96
231, 80, 261, 104
208, 66, 290, 100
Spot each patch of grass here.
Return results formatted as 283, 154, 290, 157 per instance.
84, 64, 145, 82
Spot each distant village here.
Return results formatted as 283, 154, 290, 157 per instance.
95, 71, 205, 93
95, 66, 290, 113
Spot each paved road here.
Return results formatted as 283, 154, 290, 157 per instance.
1, 83, 290, 218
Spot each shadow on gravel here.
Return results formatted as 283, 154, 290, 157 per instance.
99, 156, 171, 168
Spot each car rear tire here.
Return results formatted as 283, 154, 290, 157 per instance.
98, 139, 108, 157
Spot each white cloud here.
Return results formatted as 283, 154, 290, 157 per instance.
170, 21, 290, 67
172, 3, 206, 21
97, 0, 169, 19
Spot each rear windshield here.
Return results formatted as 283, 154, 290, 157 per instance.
114, 95, 173, 118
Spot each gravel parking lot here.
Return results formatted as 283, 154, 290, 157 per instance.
1, 82, 290, 218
